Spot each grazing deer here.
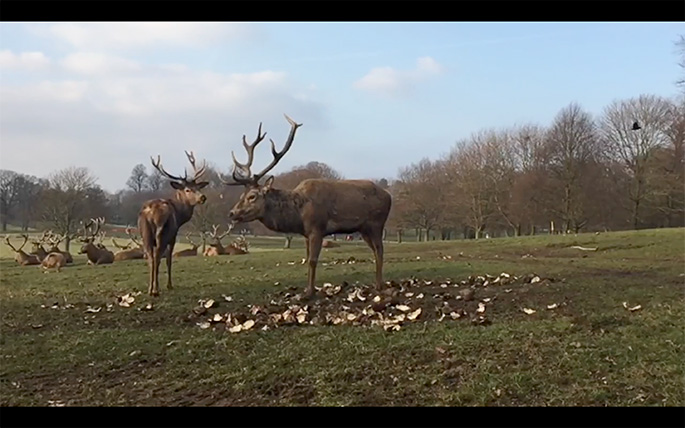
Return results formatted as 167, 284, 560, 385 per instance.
29, 231, 51, 261
173, 233, 202, 257
222, 114, 392, 298
138, 151, 208, 296
41, 252, 67, 272
45, 231, 74, 263
78, 218, 115, 265
111, 237, 146, 261
4, 235, 42, 266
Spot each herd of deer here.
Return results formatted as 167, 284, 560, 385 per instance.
4, 219, 248, 270
6, 114, 393, 300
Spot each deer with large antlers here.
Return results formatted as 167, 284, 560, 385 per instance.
202, 224, 245, 256
78, 218, 115, 265
29, 231, 51, 261
45, 231, 74, 264
4, 235, 42, 266
138, 151, 209, 296
173, 233, 202, 257
222, 114, 392, 298
111, 236, 146, 261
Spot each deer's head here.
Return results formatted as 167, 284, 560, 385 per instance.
150, 151, 209, 207
222, 114, 302, 223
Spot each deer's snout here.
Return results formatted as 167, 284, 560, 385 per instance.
228, 210, 237, 219
199, 195, 207, 204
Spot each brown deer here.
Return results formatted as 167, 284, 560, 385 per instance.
203, 224, 232, 256
78, 218, 115, 265
29, 231, 51, 261
111, 237, 146, 261
138, 151, 208, 296
222, 114, 392, 298
125, 227, 168, 259
173, 233, 202, 257
4, 235, 42, 266
45, 231, 74, 263
41, 252, 67, 272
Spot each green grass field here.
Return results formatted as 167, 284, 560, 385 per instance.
1, 228, 683, 406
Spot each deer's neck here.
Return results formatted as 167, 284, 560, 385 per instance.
170, 196, 195, 227
259, 189, 306, 235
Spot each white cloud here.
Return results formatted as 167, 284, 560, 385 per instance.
353, 56, 445, 97
33, 23, 262, 51
0, 63, 326, 192
0, 50, 50, 71
61, 52, 141, 75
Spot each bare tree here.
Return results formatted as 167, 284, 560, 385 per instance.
41, 167, 104, 251
146, 168, 164, 192
600, 95, 674, 228
545, 103, 598, 233
127, 164, 149, 193
395, 158, 447, 241
0, 170, 20, 231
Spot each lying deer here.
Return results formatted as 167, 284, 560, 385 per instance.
125, 227, 168, 259
222, 114, 392, 298
111, 236, 146, 261
173, 233, 202, 257
4, 235, 42, 266
41, 252, 67, 272
29, 231, 51, 261
78, 218, 115, 265
203, 225, 248, 256
45, 231, 74, 263
138, 151, 208, 296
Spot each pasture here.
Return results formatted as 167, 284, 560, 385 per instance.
0, 228, 683, 406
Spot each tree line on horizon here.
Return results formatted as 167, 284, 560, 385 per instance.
2, 35, 684, 248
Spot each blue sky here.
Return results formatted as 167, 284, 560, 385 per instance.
1, 22, 682, 192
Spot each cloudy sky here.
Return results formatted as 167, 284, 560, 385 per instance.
1, 22, 682, 192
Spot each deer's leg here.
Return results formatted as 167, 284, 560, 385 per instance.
305, 238, 310, 260
305, 233, 323, 298
150, 247, 163, 296
166, 239, 176, 290
361, 230, 385, 289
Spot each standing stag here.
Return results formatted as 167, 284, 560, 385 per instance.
78, 218, 115, 265
222, 114, 392, 298
4, 235, 42, 265
138, 151, 208, 296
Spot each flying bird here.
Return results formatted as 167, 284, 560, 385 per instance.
632, 121, 641, 131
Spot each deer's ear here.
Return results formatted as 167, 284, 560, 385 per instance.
263, 175, 275, 191
197, 181, 209, 189
170, 181, 184, 190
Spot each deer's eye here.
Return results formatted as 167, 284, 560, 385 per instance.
247, 194, 257, 202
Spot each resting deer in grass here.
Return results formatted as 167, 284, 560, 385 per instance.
203, 224, 246, 256
222, 114, 392, 298
41, 252, 67, 272
29, 231, 51, 261
138, 151, 208, 296
78, 218, 115, 265
174, 233, 202, 257
4, 235, 41, 266
45, 231, 74, 263
111, 236, 146, 261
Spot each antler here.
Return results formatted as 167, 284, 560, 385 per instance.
185, 233, 198, 247
206, 224, 231, 241
111, 238, 131, 250
4, 236, 19, 252
33, 231, 50, 246
150, 151, 207, 184
222, 114, 302, 186
125, 227, 143, 248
